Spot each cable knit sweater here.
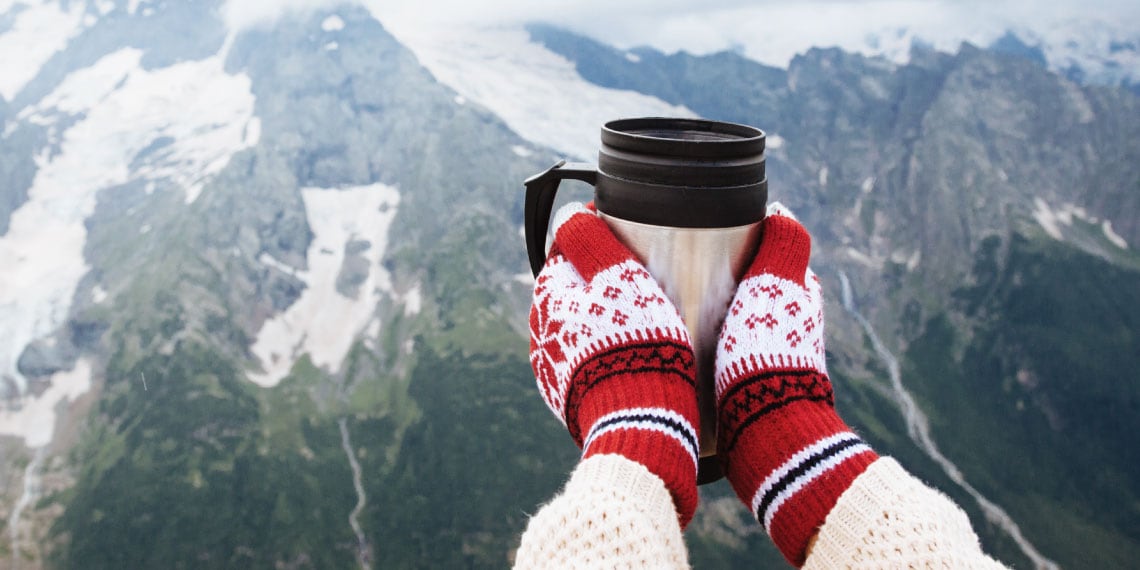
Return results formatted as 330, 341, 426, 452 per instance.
514, 454, 1007, 569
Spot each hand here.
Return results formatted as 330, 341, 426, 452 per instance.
529, 203, 700, 526
714, 204, 877, 566
715, 203, 830, 426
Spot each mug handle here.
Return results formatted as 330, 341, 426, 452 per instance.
523, 161, 598, 276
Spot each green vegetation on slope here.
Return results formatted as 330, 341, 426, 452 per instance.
903, 233, 1140, 568
52, 341, 393, 569
363, 346, 576, 568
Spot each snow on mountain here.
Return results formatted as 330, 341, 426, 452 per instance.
1033, 197, 1131, 250
0, 359, 90, 447
0, 0, 87, 101
378, 20, 695, 161
0, 41, 257, 445
249, 184, 401, 388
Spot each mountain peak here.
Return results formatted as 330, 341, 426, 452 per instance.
989, 30, 1049, 67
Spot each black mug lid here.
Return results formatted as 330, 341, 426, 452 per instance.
603, 118, 765, 160
597, 118, 768, 226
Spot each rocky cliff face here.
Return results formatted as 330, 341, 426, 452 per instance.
0, 2, 1137, 568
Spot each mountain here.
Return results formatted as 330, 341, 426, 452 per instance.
2, 2, 568, 567
1, 1, 1138, 568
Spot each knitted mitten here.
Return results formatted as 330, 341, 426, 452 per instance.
715, 204, 878, 566
529, 204, 700, 527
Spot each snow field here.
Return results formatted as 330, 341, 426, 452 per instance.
249, 184, 402, 387
0, 45, 257, 446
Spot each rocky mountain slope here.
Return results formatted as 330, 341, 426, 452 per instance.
0, 1, 1137, 568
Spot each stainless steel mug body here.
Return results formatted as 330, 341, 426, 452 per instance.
599, 215, 761, 478
524, 118, 767, 484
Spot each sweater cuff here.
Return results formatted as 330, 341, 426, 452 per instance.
514, 454, 689, 569
563, 454, 680, 526
804, 457, 1007, 569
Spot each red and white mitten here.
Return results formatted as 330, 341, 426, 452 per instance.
715, 204, 878, 566
529, 203, 700, 526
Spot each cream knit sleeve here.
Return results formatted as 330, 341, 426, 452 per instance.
805, 457, 1008, 569
513, 454, 689, 569
516, 455, 1006, 569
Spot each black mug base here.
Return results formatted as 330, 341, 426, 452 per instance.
697, 455, 724, 485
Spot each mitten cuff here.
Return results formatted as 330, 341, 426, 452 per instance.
571, 342, 701, 527
720, 392, 877, 566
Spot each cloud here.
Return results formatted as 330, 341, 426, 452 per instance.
220, 0, 345, 32
222, 0, 1140, 68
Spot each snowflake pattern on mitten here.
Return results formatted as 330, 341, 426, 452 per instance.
531, 257, 690, 432
716, 267, 828, 393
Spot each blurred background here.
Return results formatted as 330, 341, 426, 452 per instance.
0, 0, 1137, 567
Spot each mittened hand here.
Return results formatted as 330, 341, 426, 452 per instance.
714, 203, 878, 566
529, 204, 694, 427
529, 203, 701, 526
715, 203, 828, 399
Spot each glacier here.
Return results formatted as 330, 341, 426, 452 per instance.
0, 44, 258, 445
0, 0, 87, 101
376, 20, 696, 161
0, 359, 90, 447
